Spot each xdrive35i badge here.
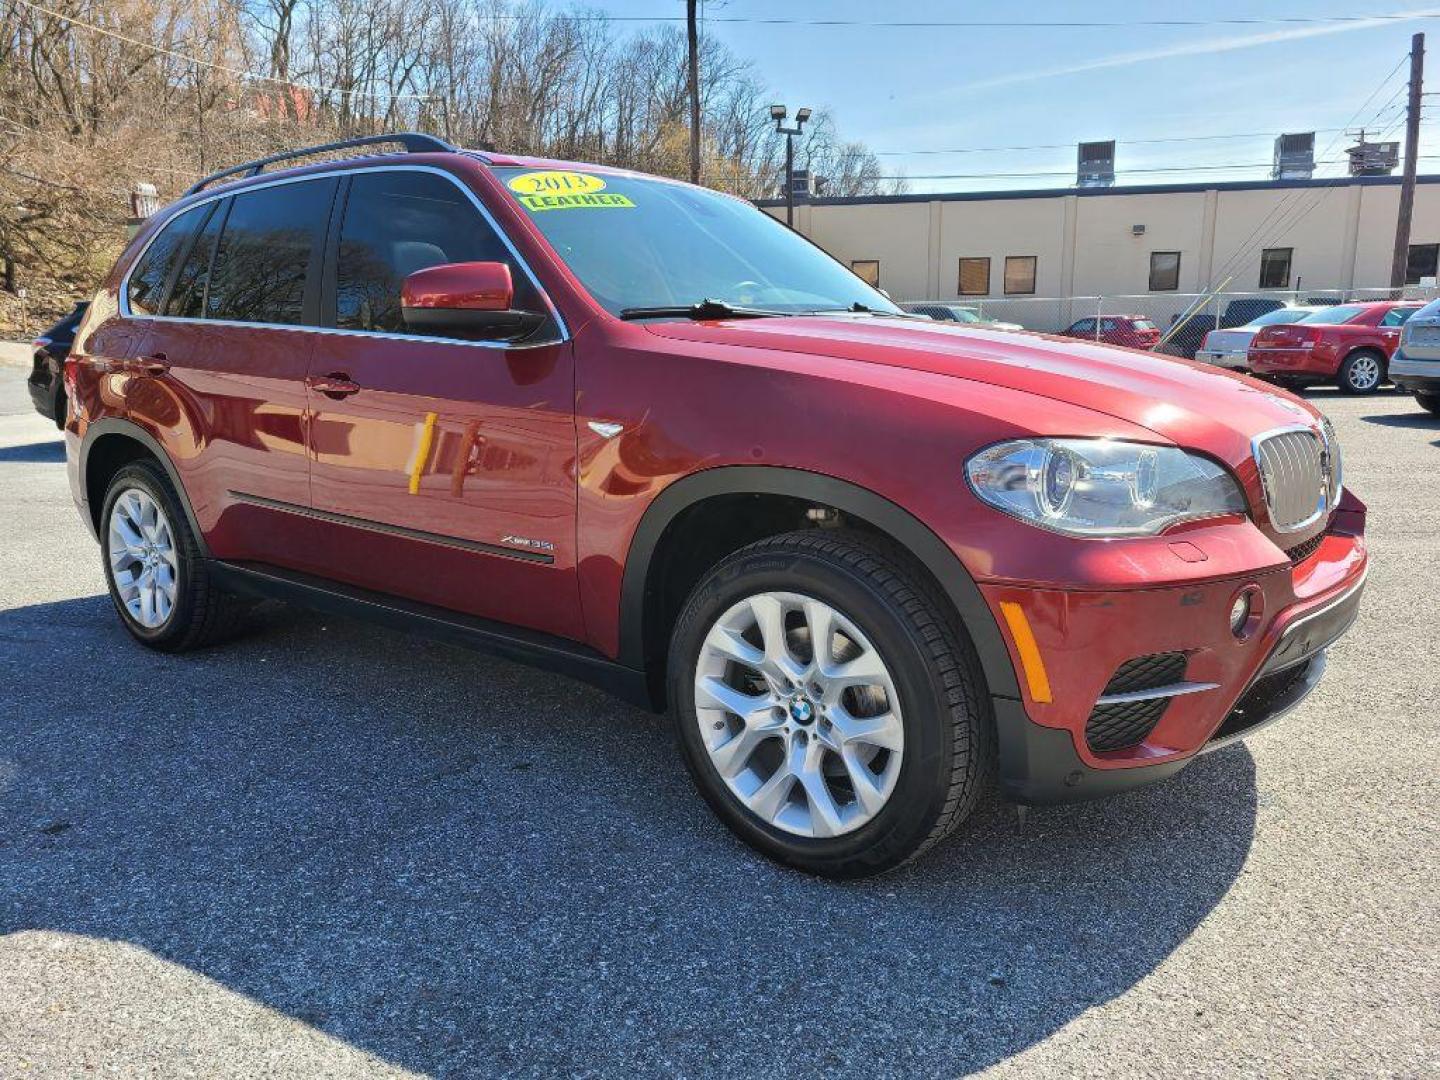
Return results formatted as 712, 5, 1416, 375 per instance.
502, 535, 556, 553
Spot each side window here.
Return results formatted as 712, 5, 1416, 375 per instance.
1381, 307, 1415, 327
166, 202, 224, 319
1070, 318, 1096, 334
206, 179, 334, 325
334, 170, 535, 337
126, 204, 208, 316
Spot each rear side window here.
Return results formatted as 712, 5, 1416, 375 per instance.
333, 170, 532, 336
1381, 307, 1417, 327
167, 203, 224, 319
206, 179, 334, 325
126, 204, 208, 316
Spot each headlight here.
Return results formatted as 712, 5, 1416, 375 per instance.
965, 438, 1247, 537
1320, 416, 1343, 506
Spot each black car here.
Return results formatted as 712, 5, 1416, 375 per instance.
1165, 297, 1287, 358
26, 301, 88, 427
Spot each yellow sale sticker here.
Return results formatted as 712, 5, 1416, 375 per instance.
507, 170, 635, 211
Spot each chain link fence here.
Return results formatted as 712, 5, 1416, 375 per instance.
903, 286, 1439, 356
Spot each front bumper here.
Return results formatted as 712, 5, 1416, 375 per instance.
987, 520, 1367, 804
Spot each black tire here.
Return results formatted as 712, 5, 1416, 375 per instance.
668, 529, 992, 879
51, 386, 67, 430
1337, 349, 1385, 394
99, 459, 248, 652
1418, 391, 1440, 417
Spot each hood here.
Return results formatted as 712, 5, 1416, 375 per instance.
646, 314, 1320, 464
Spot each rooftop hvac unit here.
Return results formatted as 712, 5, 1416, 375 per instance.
1077, 141, 1115, 187
1273, 132, 1315, 180
1346, 140, 1400, 176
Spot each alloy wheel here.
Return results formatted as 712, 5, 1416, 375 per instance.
1347, 354, 1381, 391
107, 488, 179, 629
693, 591, 904, 838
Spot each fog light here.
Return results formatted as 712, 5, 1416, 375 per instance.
1229, 592, 1252, 637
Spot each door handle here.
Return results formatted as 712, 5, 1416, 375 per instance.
133, 353, 169, 376
306, 372, 361, 398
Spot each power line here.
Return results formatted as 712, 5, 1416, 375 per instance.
526, 11, 1440, 29
11, 0, 438, 103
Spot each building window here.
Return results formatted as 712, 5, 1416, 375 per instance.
1259, 248, 1292, 289
1406, 243, 1439, 284
1149, 251, 1181, 292
958, 257, 990, 296
1004, 255, 1037, 295
850, 260, 880, 287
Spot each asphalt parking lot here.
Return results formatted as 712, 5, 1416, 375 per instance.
0, 351, 1436, 1078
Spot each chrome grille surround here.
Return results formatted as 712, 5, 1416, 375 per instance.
1253, 425, 1333, 533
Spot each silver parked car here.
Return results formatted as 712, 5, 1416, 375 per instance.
1194, 305, 1325, 370
901, 302, 1025, 332
1392, 296, 1440, 416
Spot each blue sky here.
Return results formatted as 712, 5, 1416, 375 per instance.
599, 0, 1440, 192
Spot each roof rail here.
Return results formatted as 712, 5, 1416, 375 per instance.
183, 131, 456, 197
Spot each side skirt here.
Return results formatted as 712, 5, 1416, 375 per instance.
209, 561, 655, 710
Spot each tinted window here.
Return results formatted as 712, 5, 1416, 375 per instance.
1406, 242, 1438, 284
206, 179, 333, 325
1148, 251, 1181, 291
334, 170, 529, 336
1259, 248, 1292, 289
166, 202, 224, 319
127, 205, 208, 316
1069, 318, 1096, 334
1381, 306, 1418, 327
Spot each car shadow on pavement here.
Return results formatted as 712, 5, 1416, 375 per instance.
0, 439, 64, 463
0, 596, 1258, 1078
1358, 411, 1440, 429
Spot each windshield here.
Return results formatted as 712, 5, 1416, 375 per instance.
1131, 319, 1157, 331
947, 307, 981, 323
496, 167, 902, 317
1299, 305, 1368, 325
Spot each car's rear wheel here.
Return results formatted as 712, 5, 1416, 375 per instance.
1418, 391, 1440, 416
668, 529, 991, 878
100, 460, 248, 651
1338, 349, 1385, 394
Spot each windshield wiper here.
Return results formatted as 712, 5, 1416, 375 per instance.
808, 302, 927, 319
618, 298, 788, 321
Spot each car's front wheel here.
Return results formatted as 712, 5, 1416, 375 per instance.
100, 459, 248, 651
1338, 349, 1385, 394
668, 530, 991, 878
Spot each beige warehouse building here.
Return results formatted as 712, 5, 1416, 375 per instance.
760, 174, 1440, 325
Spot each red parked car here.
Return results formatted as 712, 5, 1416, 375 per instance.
1060, 314, 1161, 349
64, 134, 1367, 878
1247, 300, 1421, 393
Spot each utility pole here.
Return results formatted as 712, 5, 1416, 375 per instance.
1391, 32, 1425, 288
687, 0, 701, 185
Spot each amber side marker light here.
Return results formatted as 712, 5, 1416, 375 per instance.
998, 600, 1053, 704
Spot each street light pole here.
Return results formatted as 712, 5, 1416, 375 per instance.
770, 104, 811, 228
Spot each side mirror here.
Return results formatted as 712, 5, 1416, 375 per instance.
401, 261, 545, 341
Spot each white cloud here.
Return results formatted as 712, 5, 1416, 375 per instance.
952, 9, 1440, 95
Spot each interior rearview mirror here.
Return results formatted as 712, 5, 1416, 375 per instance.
401, 261, 545, 341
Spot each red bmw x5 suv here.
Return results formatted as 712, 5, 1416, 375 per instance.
64, 134, 1367, 878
